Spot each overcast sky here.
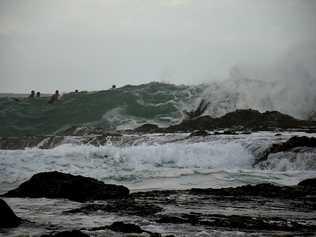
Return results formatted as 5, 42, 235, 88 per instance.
1, 0, 316, 93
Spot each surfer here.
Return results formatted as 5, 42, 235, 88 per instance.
36, 92, 41, 98
48, 90, 60, 104
29, 90, 35, 98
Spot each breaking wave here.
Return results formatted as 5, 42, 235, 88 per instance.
1, 70, 316, 136
1, 132, 315, 192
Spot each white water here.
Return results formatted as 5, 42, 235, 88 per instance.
1, 132, 315, 193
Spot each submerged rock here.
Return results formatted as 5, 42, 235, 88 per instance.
0, 199, 21, 228
3, 171, 129, 202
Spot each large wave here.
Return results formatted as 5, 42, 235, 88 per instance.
1, 67, 316, 136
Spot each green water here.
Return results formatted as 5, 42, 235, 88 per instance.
0, 82, 203, 136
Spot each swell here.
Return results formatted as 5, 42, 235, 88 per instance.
1, 78, 316, 137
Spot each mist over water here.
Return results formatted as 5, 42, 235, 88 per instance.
194, 44, 316, 120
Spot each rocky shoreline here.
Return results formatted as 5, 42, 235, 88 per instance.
1, 172, 316, 236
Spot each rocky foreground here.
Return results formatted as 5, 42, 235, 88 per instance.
1, 171, 316, 236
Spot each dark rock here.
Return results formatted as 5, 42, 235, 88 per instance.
67, 198, 163, 217
222, 129, 237, 135
135, 124, 160, 133
298, 178, 316, 189
183, 99, 210, 120
41, 230, 89, 237
189, 130, 208, 137
166, 115, 215, 132
270, 136, 316, 153
190, 182, 315, 199
165, 109, 316, 133
4, 171, 129, 202
108, 221, 143, 233
0, 199, 21, 228
254, 136, 316, 165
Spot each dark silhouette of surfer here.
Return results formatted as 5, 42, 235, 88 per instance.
48, 90, 60, 104
36, 92, 41, 97
29, 90, 35, 98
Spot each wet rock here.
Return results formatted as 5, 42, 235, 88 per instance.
254, 136, 316, 165
298, 178, 316, 189
0, 199, 22, 228
165, 109, 316, 132
190, 182, 315, 199
270, 136, 316, 153
222, 129, 238, 135
135, 124, 160, 133
166, 116, 215, 132
108, 221, 143, 233
67, 198, 163, 217
41, 230, 89, 237
189, 130, 209, 137
4, 171, 129, 202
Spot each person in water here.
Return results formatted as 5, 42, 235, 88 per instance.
29, 90, 35, 98
48, 90, 60, 104
36, 92, 41, 97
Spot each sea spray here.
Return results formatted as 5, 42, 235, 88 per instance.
1, 132, 316, 192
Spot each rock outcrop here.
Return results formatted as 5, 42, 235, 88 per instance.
0, 199, 21, 228
254, 136, 316, 166
190, 182, 316, 199
166, 109, 316, 132
132, 109, 316, 133
3, 171, 129, 202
